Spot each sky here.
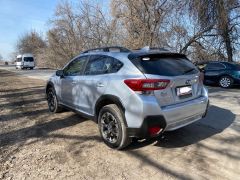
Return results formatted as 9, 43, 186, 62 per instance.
0, 0, 109, 60
0, 0, 61, 60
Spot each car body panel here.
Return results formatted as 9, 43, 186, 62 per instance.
16, 54, 35, 69
203, 62, 240, 85
46, 49, 209, 137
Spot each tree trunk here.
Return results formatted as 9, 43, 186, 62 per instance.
224, 32, 233, 62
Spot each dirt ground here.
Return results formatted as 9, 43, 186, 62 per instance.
0, 69, 240, 180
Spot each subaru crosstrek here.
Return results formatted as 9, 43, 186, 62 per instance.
46, 46, 209, 149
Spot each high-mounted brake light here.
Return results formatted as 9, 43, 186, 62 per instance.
124, 79, 170, 91
142, 57, 150, 61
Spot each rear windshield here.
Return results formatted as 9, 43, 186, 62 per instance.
24, 57, 34, 62
130, 55, 198, 76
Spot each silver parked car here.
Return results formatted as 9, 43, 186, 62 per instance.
46, 46, 209, 149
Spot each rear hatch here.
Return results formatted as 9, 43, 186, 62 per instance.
23, 57, 35, 67
129, 53, 202, 107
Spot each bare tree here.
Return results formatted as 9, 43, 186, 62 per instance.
47, 0, 118, 68
188, 0, 240, 61
16, 30, 46, 54
13, 0, 240, 68
111, 0, 176, 49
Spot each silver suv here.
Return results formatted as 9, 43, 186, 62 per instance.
46, 46, 209, 149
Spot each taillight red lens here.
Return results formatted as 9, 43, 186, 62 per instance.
124, 79, 170, 91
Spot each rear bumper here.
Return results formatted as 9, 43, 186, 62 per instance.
163, 96, 208, 131
127, 115, 166, 138
127, 95, 209, 138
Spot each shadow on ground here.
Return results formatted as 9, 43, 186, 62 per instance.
0, 114, 100, 148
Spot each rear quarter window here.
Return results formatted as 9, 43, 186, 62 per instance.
129, 55, 198, 76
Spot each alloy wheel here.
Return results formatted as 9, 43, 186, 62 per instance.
219, 77, 231, 88
100, 112, 120, 144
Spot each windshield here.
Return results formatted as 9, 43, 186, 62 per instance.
24, 57, 34, 62
17, 58, 22, 62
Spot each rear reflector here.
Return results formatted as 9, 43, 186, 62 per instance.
148, 126, 162, 136
124, 79, 170, 91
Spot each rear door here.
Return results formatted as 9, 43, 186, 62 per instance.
23, 57, 34, 67
204, 62, 226, 82
130, 54, 201, 107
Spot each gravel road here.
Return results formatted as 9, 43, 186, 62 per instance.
0, 65, 56, 81
0, 69, 240, 180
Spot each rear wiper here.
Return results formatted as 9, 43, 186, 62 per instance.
183, 68, 196, 75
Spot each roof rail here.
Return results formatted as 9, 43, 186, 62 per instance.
82, 46, 131, 54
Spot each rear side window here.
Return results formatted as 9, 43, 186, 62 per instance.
205, 63, 225, 70
84, 55, 123, 75
129, 55, 198, 76
24, 57, 34, 62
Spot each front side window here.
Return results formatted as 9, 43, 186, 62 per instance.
17, 58, 22, 62
63, 56, 88, 76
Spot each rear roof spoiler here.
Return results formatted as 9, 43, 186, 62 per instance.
128, 52, 187, 60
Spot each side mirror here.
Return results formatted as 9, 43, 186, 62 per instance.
56, 70, 64, 77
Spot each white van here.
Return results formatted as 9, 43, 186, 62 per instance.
16, 54, 35, 69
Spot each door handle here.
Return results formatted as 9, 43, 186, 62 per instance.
97, 83, 104, 87
71, 81, 77, 84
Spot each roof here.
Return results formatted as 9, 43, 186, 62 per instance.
81, 46, 131, 54
79, 46, 187, 61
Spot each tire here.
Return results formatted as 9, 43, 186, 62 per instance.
46, 87, 63, 113
98, 104, 131, 150
219, 76, 233, 88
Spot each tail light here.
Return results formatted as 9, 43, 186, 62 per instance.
124, 79, 170, 91
199, 72, 204, 84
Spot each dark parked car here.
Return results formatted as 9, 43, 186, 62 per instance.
200, 61, 240, 88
